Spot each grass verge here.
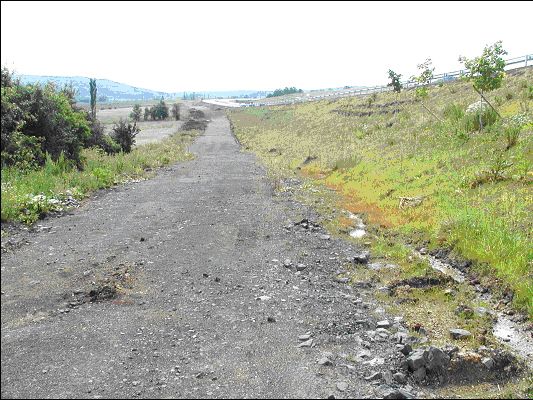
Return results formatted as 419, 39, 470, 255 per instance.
228, 68, 532, 316
1, 131, 198, 224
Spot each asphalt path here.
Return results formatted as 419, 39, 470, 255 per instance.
1, 109, 409, 399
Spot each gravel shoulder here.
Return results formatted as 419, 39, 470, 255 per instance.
1, 109, 416, 398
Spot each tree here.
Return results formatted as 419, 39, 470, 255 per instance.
387, 69, 403, 118
411, 58, 441, 122
89, 78, 97, 120
459, 41, 507, 130
111, 118, 140, 153
171, 103, 180, 121
266, 87, 304, 98
387, 69, 403, 94
150, 98, 169, 120
130, 104, 142, 122
459, 41, 507, 93
144, 107, 150, 121
411, 58, 434, 100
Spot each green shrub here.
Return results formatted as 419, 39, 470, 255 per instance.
502, 113, 530, 150
443, 103, 465, 122
1, 68, 91, 167
148, 99, 170, 120
1, 131, 44, 170
101, 135, 121, 155
130, 104, 142, 122
111, 118, 140, 153
43, 153, 73, 176
86, 119, 120, 155
463, 107, 499, 132
91, 166, 114, 185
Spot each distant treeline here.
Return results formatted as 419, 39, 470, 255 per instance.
266, 87, 303, 98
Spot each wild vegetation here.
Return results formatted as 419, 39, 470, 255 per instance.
228, 59, 532, 316
1, 68, 195, 225
1, 130, 197, 224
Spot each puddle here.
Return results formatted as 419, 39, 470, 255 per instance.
418, 251, 532, 368
418, 252, 465, 283
350, 229, 366, 238
347, 212, 367, 238
342, 208, 532, 368
493, 315, 533, 368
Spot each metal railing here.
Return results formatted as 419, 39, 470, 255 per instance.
247, 54, 532, 107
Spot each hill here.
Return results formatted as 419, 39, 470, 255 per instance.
17, 75, 271, 103
18, 75, 177, 103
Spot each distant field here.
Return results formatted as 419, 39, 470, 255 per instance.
229, 67, 533, 315
96, 104, 196, 146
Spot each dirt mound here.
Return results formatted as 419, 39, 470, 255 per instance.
181, 108, 209, 131
181, 119, 208, 131
188, 108, 206, 119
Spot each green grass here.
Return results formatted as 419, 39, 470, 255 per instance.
228, 67, 533, 316
1, 131, 198, 224
434, 375, 533, 399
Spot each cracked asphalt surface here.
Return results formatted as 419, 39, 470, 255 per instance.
1, 109, 411, 398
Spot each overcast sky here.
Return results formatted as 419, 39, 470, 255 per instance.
1, 1, 531, 92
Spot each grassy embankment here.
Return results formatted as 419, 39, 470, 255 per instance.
228, 68, 532, 318
1, 130, 198, 224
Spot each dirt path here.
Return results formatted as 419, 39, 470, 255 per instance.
1, 110, 414, 398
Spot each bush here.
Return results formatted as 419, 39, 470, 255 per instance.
502, 113, 530, 150
1, 68, 91, 167
100, 134, 122, 154
111, 118, 140, 153
85, 119, 120, 155
27, 84, 91, 165
85, 119, 105, 148
0, 131, 44, 170
415, 87, 428, 101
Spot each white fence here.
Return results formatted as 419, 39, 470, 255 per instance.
248, 54, 532, 107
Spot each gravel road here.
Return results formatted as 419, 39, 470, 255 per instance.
1, 109, 414, 398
